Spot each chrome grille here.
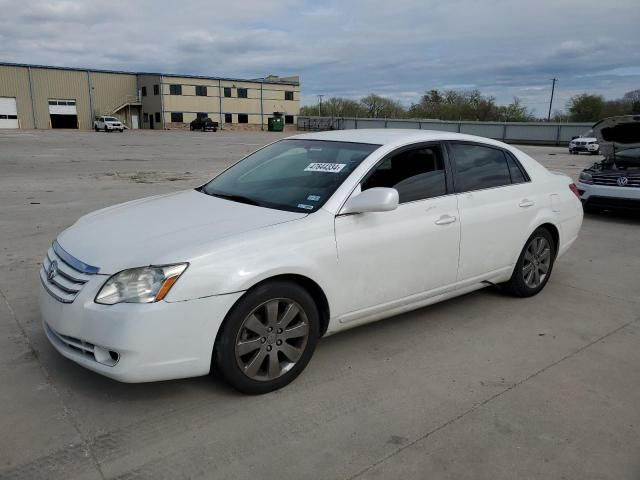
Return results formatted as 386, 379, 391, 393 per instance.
591, 173, 640, 188
40, 241, 99, 303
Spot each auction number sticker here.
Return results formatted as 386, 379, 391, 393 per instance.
304, 163, 346, 173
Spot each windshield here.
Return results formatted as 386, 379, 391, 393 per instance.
105, 117, 119, 122
201, 139, 380, 213
581, 130, 594, 138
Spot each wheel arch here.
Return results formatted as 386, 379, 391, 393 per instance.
536, 222, 560, 257
221, 273, 332, 339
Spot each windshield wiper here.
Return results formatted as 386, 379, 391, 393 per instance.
205, 191, 264, 207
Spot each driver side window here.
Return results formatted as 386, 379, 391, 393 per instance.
361, 145, 447, 203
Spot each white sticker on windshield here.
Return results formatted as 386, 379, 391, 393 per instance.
304, 163, 346, 173
297, 203, 314, 210
307, 195, 321, 201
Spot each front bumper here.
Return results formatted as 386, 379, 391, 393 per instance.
569, 144, 599, 153
105, 124, 122, 130
576, 180, 640, 211
39, 279, 243, 382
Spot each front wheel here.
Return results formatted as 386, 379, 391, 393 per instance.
214, 281, 319, 394
503, 228, 556, 297
95, 126, 99, 132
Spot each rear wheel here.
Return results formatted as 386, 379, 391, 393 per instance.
503, 228, 556, 297
95, 126, 99, 132
214, 281, 319, 394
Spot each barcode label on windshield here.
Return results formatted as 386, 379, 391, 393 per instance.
304, 163, 346, 173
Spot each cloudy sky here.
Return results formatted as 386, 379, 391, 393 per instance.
1, 0, 639, 115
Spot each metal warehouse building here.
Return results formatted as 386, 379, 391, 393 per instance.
0, 62, 300, 130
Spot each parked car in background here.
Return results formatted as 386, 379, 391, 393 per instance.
576, 115, 640, 212
94, 116, 125, 132
569, 130, 599, 155
39, 130, 583, 394
190, 117, 218, 132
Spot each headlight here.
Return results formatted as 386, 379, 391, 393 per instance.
578, 172, 593, 184
95, 264, 188, 305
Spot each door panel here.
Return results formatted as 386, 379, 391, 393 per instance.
456, 183, 538, 281
334, 195, 460, 316
448, 141, 540, 282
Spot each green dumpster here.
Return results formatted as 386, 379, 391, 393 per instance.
267, 116, 284, 132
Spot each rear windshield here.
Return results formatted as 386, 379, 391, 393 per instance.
201, 139, 380, 213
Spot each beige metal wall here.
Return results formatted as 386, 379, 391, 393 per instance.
90, 72, 138, 117
0, 65, 35, 128
29, 68, 92, 129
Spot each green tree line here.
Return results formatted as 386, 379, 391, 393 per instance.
300, 89, 640, 122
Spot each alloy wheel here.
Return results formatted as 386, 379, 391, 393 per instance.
234, 299, 310, 381
522, 236, 551, 288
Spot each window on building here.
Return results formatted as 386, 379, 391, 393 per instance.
284, 115, 294, 124
143, 113, 149, 122
197, 112, 208, 119
155, 112, 161, 123
169, 84, 182, 95
238, 114, 249, 123
195, 85, 207, 96
224, 87, 232, 98
285, 91, 294, 101
153, 84, 159, 95
171, 112, 184, 123
141, 86, 147, 97
237, 88, 248, 98
224, 113, 233, 123
362, 146, 447, 203
449, 143, 512, 192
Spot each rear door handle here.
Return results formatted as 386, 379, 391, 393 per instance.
435, 215, 457, 225
519, 199, 535, 208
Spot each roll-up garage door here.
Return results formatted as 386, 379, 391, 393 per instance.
0, 97, 19, 129
49, 99, 78, 129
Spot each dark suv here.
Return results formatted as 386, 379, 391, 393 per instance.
190, 117, 219, 132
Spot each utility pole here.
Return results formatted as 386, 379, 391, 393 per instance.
547, 78, 557, 121
317, 95, 324, 116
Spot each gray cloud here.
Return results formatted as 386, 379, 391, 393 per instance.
0, 0, 638, 115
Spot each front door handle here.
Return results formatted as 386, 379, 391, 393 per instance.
519, 199, 535, 208
435, 215, 457, 225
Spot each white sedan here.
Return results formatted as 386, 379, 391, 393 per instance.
39, 130, 583, 393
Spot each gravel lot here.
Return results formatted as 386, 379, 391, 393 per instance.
1, 129, 639, 480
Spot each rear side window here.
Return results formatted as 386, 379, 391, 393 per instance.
506, 153, 528, 184
449, 143, 511, 192
362, 145, 447, 203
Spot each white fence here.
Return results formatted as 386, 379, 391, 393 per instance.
297, 117, 593, 145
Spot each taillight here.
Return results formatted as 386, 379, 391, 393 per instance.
569, 183, 581, 199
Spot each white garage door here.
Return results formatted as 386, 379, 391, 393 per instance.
48, 99, 77, 115
0, 97, 19, 129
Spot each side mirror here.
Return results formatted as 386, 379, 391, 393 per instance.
340, 187, 399, 215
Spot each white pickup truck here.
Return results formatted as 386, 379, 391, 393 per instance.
94, 116, 125, 132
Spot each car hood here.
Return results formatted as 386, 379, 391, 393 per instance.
592, 115, 640, 154
57, 190, 307, 273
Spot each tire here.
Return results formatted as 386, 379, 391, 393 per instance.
119, 129, 124, 133
503, 228, 556, 297
95, 126, 99, 132
214, 280, 320, 394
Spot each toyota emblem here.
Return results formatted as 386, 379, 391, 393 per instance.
47, 260, 58, 282
617, 176, 629, 187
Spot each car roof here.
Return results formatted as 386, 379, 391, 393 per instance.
289, 128, 510, 149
